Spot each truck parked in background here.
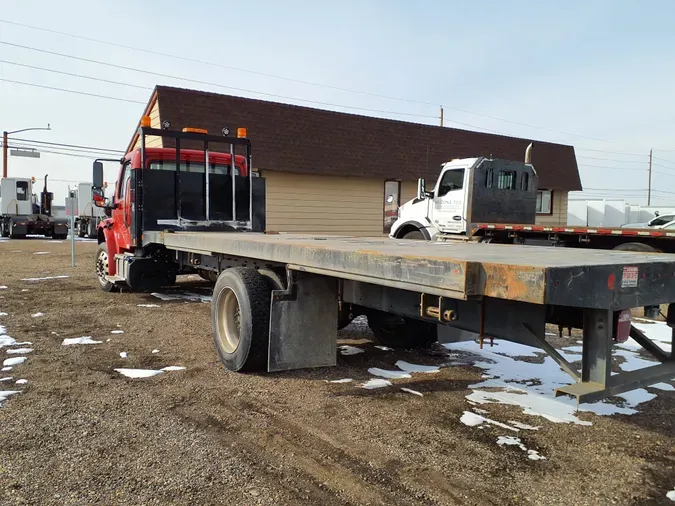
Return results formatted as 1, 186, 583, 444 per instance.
390, 145, 675, 318
0, 175, 68, 239
70, 182, 105, 238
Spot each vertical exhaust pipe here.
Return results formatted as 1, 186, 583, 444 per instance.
524, 143, 533, 164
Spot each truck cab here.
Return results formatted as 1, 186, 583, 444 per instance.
390, 145, 537, 240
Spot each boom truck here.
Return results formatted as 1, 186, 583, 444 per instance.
91, 116, 675, 403
390, 145, 675, 319
0, 175, 68, 239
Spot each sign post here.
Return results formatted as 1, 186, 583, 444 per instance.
65, 197, 77, 267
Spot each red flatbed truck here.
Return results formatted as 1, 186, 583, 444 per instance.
90, 117, 675, 403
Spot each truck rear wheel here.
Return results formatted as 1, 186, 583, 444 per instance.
613, 242, 659, 253
367, 310, 437, 348
9, 221, 25, 239
212, 267, 271, 372
87, 221, 97, 238
96, 243, 117, 292
1, 222, 8, 238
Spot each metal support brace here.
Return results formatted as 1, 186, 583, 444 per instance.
268, 270, 338, 372
581, 309, 613, 386
522, 323, 580, 381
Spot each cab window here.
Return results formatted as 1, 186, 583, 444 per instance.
438, 169, 464, 197
118, 163, 132, 199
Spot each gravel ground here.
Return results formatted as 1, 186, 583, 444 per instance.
0, 238, 674, 505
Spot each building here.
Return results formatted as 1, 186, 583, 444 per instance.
126, 86, 581, 235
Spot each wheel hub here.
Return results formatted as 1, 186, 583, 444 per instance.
216, 287, 241, 353
96, 250, 109, 287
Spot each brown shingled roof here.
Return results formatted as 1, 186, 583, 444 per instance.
130, 85, 581, 191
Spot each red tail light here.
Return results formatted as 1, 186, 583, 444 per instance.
615, 309, 632, 343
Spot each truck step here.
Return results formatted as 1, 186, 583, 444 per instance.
106, 275, 126, 284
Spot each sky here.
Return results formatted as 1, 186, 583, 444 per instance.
1, 0, 675, 206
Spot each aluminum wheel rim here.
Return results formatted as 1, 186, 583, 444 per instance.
96, 249, 109, 287
217, 287, 241, 354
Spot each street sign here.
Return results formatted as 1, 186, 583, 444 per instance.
10, 149, 40, 158
65, 197, 77, 217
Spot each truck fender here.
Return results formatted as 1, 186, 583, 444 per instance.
390, 220, 433, 240
98, 224, 119, 277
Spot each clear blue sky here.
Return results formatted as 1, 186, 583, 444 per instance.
1, 0, 675, 205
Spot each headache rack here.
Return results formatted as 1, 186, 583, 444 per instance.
134, 122, 263, 246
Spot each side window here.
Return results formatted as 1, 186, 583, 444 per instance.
649, 215, 674, 226
521, 172, 529, 191
118, 163, 132, 199
438, 169, 465, 197
485, 169, 493, 188
497, 170, 517, 189
16, 181, 29, 201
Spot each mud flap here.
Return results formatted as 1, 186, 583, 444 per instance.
268, 270, 338, 372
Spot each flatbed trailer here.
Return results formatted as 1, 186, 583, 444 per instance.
91, 119, 675, 404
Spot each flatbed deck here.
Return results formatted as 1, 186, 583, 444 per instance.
149, 231, 675, 309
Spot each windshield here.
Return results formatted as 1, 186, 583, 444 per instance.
649, 214, 675, 226
149, 160, 241, 176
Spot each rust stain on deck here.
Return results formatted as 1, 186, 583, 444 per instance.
482, 263, 545, 303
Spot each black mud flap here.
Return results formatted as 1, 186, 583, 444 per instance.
268, 270, 338, 372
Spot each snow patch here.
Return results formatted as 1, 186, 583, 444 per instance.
62, 336, 102, 346
339, 345, 364, 356
648, 382, 675, 392
508, 420, 542, 431
31, 312, 45, 318
137, 304, 161, 308
151, 349, 159, 354
460, 411, 519, 432
667, 489, 675, 502
0, 390, 20, 406
151, 292, 211, 303
115, 368, 163, 379
326, 378, 352, 384
496, 436, 546, 461
21, 275, 69, 282
1, 367, 11, 372
120, 352, 128, 359
160, 366, 186, 371
401, 387, 423, 397
374, 345, 393, 351
6, 348, 33, 354
360, 378, 392, 390
0, 377, 12, 382
395, 360, 440, 374
0, 286, 7, 290
367, 367, 411, 380
33, 251, 50, 255
15, 379, 27, 385
3, 357, 27, 367
0, 312, 7, 316
111, 330, 124, 335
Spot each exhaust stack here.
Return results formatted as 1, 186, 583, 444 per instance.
524, 143, 533, 165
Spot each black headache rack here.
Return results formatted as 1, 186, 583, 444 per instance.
133, 125, 266, 247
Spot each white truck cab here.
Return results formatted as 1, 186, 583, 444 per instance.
390, 145, 537, 240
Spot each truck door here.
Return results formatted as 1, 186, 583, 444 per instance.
431, 168, 467, 234
112, 161, 132, 250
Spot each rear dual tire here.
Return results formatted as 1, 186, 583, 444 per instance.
212, 268, 271, 372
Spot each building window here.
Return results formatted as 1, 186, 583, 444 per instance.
536, 190, 552, 214
383, 180, 400, 233
16, 181, 29, 201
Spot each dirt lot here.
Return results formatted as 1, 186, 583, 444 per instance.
0, 238, 674, 506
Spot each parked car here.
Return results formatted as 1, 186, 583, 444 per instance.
621, 213, 675, 228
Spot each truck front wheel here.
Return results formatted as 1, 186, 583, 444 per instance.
212, 268, 271, 372
402, 229, 425, 240
367, 310, 437, 348
96, 243, 117, 292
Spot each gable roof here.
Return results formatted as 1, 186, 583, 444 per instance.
129, 85, 581, 191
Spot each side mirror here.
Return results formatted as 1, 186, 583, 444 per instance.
416, 178, 433, 199
92, 188, 107, 208
93, 161, 104, 188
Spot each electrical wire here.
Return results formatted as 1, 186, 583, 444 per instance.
8, 137, 123, 154
0, 78, 145, 104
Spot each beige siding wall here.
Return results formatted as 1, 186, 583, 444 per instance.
400, 180, 418, 205
132, 100, 163, 150
261, 171, 384, 235
535, 191, 568, 226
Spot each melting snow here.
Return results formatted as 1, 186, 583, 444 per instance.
360, 378, 392, 389
625, 321, 673, 354
15, 379, 27, 385
367, 367, 411, 380
0, 377, 12, 382
401, 387, 423, 397
151, 292, 211, 303
460, 411, 519, 432
1, 367, 11, 372
31, 312, 45, 318
33, 251, 50, 255
151, 349, 159, 354
160, 366, 186, 371
120, 352, 128, 359
6, 348, 33, 354
667, 489, 675, 502
649, 382, 675, 392
3, 357, 27, 367
62, 336, 102, 346
0, 390, 20, 406
395, 360, 440, 374
115, 368, 163, 379
0, 286, 7, 290
21, 275, 69, 282
508, 421, 542, 431
374, 345, 394, 351
0, 312, 7, 316
111, 330, 124, 335
326, 378, 353, 383
137, 304, 160, 308
496, 436, 546, 461
339, 345, 364, 356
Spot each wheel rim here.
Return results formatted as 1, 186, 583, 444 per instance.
96, 249, 109, 287
216, 287, 241, 354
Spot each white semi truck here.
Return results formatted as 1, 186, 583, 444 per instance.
0, 176, 68, 239
70, 182, 105, 238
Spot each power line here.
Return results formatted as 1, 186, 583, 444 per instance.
0, 18, 643, 145
577, 163, 647, 172
0, 41, 438, 120
9, 137, 123, 154
576, 155, 647, 164
0, 78, 146, 104
0, 59, 153, 91
575, 147, 644, 157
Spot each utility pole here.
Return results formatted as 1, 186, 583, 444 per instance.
440, 106, 444, 127
2, 124, 51, 178
648, 148, 653, 206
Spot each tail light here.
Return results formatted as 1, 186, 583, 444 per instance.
614, 309, 632, 343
